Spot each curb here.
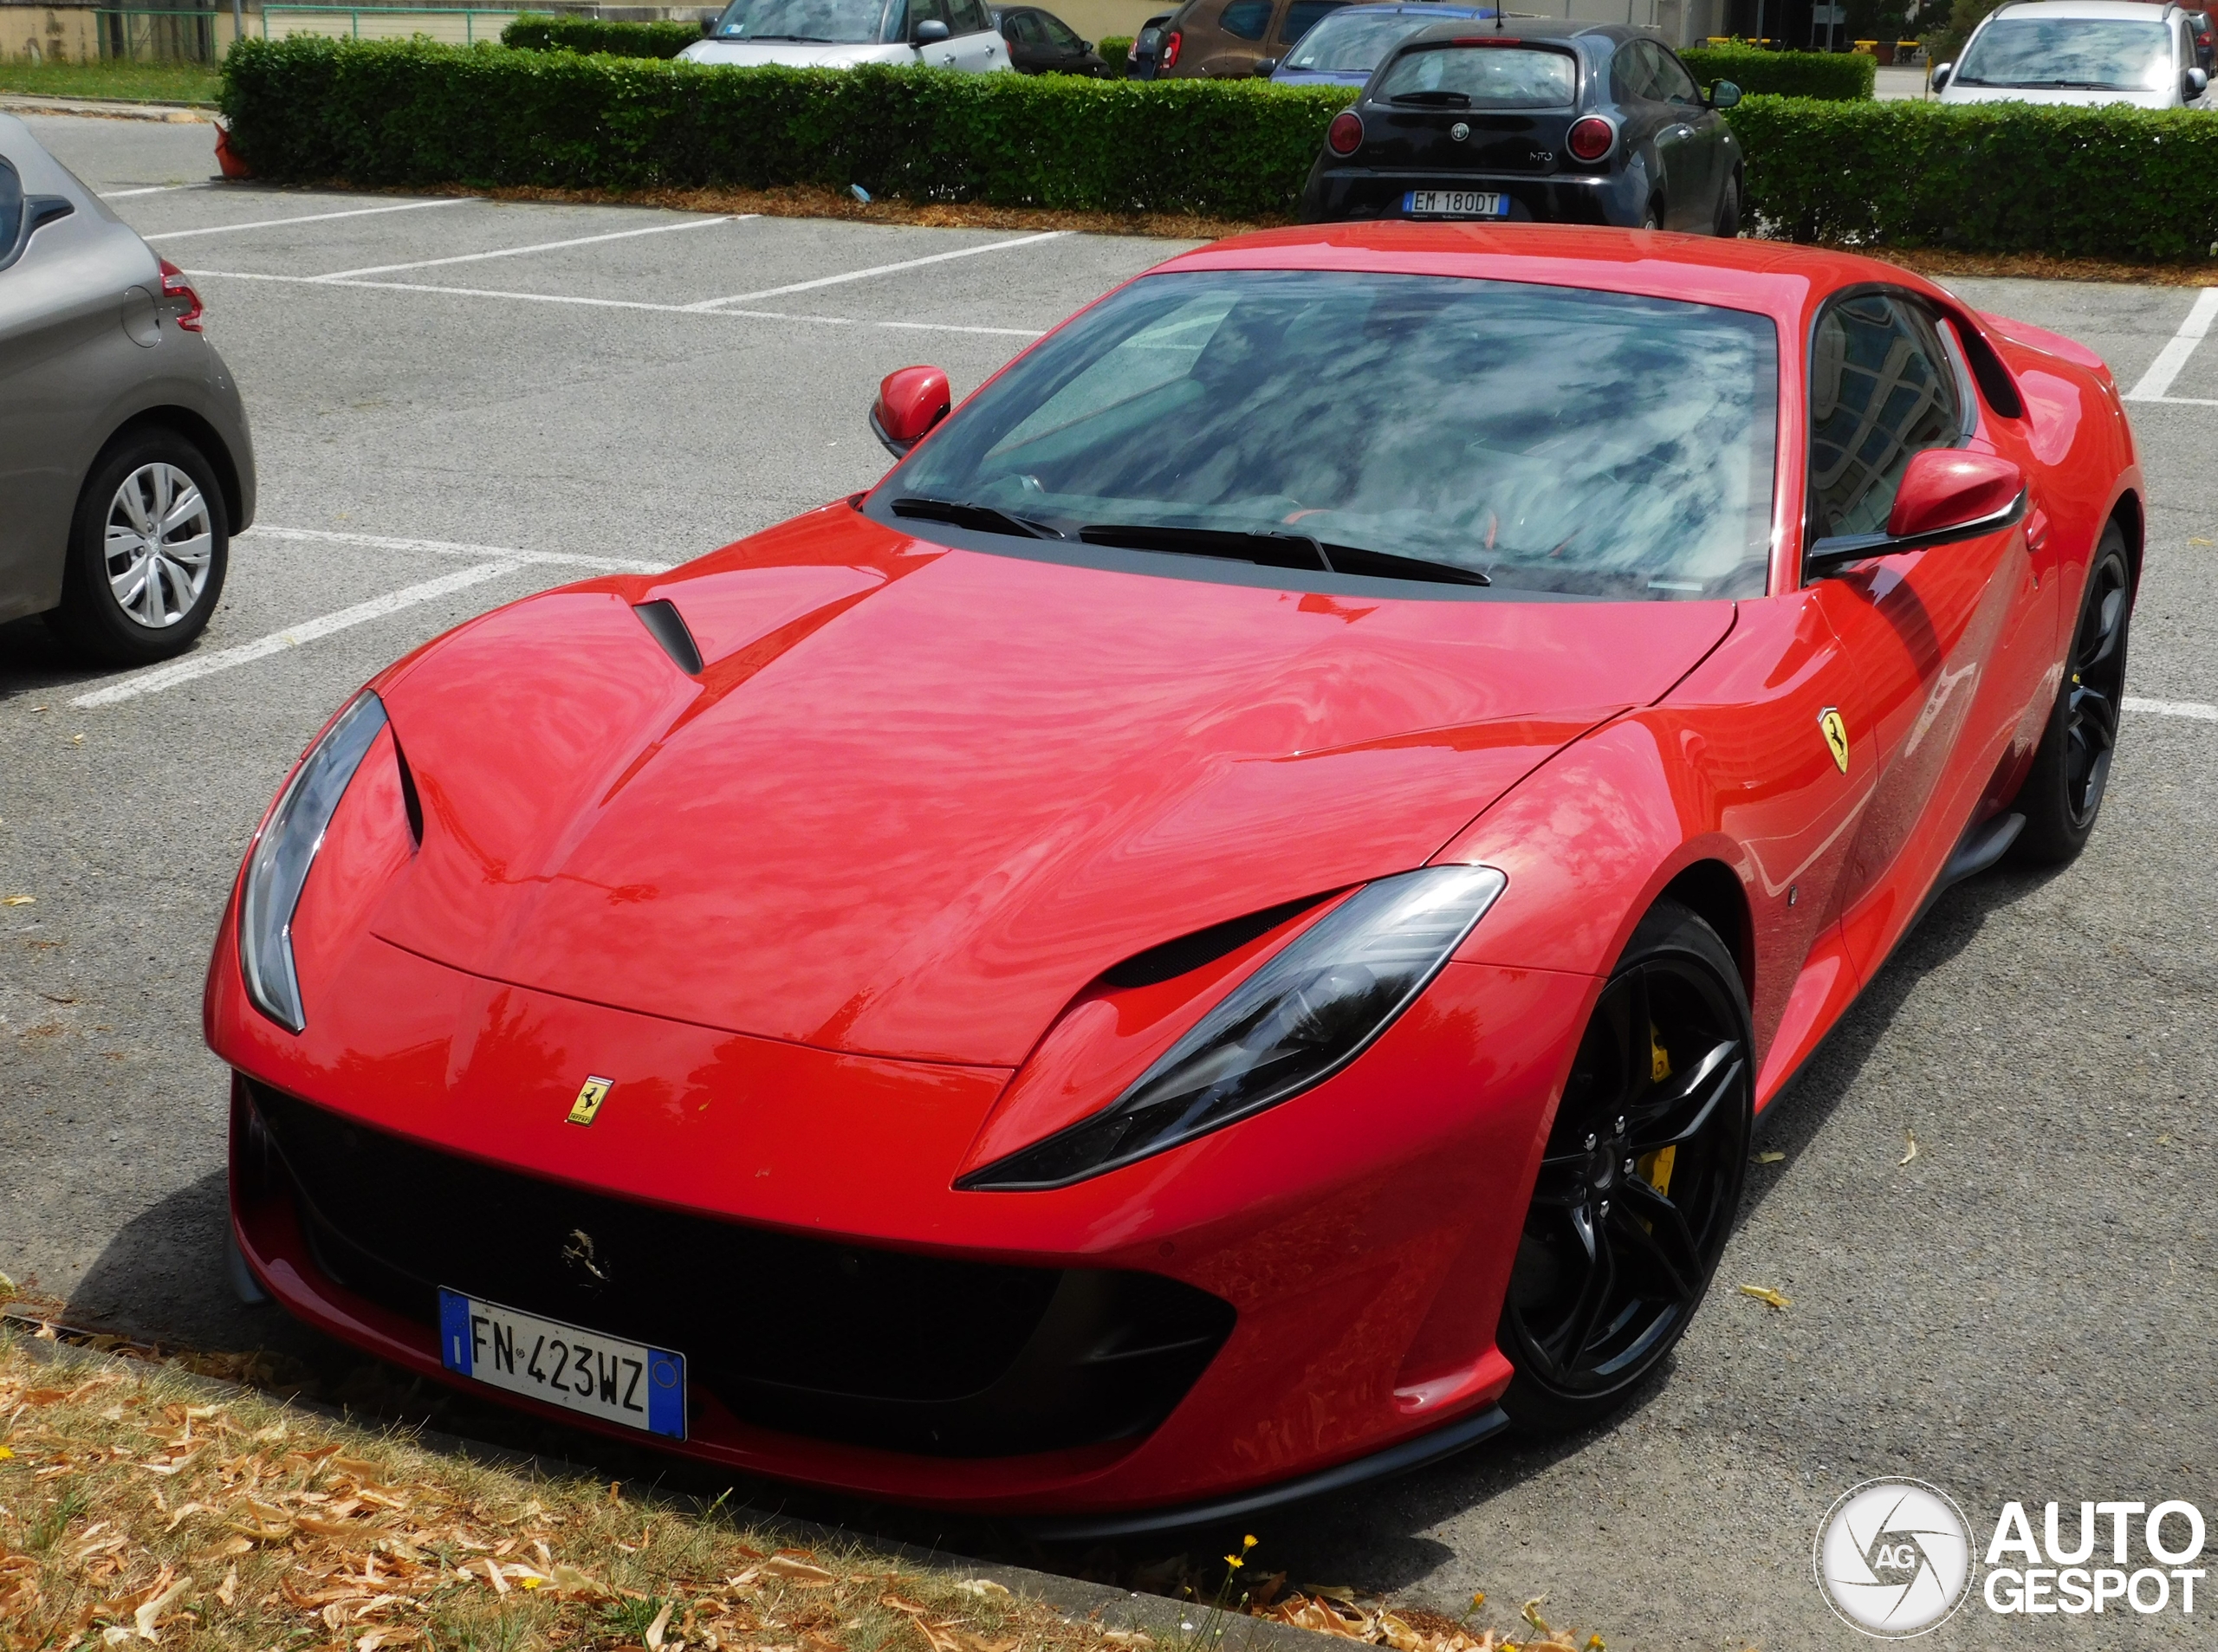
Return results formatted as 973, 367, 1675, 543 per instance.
0, 94, 217, 122
3, 1325, 1326, 1652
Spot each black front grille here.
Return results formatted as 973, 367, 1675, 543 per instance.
241, 1080, 1233, 1458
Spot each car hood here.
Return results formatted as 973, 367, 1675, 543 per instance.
678, 38, 916, 65
367, 509, 1733, 1066
1940, 81, 2176, 107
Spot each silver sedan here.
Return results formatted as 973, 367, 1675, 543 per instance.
0, 113, 255, 664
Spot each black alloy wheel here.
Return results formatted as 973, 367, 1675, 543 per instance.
1497, 900, 1751, 1432
2012, 525, 2131, 865
1640, 198, 1663, 231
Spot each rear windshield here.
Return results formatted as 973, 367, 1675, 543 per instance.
1374, 41, 1576, 105
879, 269, 1780, 600
712, 0, 903, 42
1282, 8, 1436, 71
1955, 17, 2171, 88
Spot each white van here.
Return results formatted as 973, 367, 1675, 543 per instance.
1933, 0, 2209, 107
680, 0, 1013, 70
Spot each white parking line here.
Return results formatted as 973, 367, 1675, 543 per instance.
184, 268, 1047, 338
73, 560, 518, 709
101, 184, 209, 200
2124, 288, 2218, 403
146, 198, 472, 243
682, 230, 1068, 311
252, 525, 665, 573
315, 214, 751, 282
2125, 695, 2218, 721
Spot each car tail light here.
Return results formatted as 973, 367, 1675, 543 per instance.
159, 257, 204, 332
1566, 115, 1615, 162
1160, 27, 1181, 66
1327, 109, 1364, 154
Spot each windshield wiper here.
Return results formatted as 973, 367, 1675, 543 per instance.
739, 32, 838, 40
892, 496, 1064, 540
1078, 522, 1488, 586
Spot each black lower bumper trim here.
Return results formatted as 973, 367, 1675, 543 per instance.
1021, 1403, 1510, 1540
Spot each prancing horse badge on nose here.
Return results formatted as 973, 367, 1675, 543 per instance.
567, 1075, 614, 1126
1819, 708, 1851, 774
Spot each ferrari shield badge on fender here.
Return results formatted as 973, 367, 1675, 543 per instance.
567, 1076, 614, 1126
1819, 708, 1851, 774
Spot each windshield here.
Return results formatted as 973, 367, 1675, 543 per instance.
1282, 10, 1448, 73
1375, 42, 1577, 106
1955, 17, 2171, 87
711, 0, 901, 42
878, 270, 1779, 599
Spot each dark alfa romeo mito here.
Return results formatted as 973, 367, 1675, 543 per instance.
1300, 20, 1744, 234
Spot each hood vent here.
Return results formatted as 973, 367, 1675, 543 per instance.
1099, 891, 1334, 990
633, 599, 703, 676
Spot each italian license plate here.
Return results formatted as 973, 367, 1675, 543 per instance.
1404, 189, 1509, 218
438, 1289, 685, 1439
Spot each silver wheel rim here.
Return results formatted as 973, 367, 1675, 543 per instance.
105, 462, 214, 630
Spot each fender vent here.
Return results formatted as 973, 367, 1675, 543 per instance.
1099, 892, 1333, 989
633, 599, 702, 676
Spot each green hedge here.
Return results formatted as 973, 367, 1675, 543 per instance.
1727, 94, 2218, 262
1099, 34, 1132, 74
218, 36, 2218, 258
1682, 43, 1874, 100
218, 36, 1352, 216
501, 13, 704, 56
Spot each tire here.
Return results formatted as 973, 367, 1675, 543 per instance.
1496, 899, 1753, 1434
2010, 523, 2130, 865
1714, 170, 1741, 237
46, 427, 230, 667
1640, 198, 1663, 230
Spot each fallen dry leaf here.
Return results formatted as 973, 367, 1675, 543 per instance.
1899, 1129, 1918, 1166
1739, 1284, 1792, 1311
1754, 1150, 1785, 1164
645, 1599, 675, 1651
133, 1570, 190, 1642
2, 895, 35, 906
764, 1556, 838, 1585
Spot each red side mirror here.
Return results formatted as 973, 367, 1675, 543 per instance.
871, 366, 950, 458
1886, 450, 2024, 541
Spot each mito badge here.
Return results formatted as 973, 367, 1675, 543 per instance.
1816, 1480, 1975, 1637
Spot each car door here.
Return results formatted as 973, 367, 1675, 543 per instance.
1193, 0, 1273, 74
0, 128, 124, 625
1648, 42, 1722, 225
944, 0, 1010, 68
1799, 289, 2053, 976
1034, 9, 1094, 72
1611, 41, 1705, 230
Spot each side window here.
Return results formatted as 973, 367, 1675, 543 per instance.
1278, 0, 1342, 43
1000, 4, 1038, 36
1652, 46, 1702, 102
0, 159, 22, 267
1609, 40, 1657, 100
949, 0, 991, 33
1807, 294, 1967, 541
905, 0, 950, 32
1041, 10, 1082, 45
1220, 0, 1273, 39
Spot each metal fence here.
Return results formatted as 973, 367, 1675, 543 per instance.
94, 7, 224, 62
258, 4, 519, 41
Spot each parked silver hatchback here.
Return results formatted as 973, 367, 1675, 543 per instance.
0, 113, 254, 664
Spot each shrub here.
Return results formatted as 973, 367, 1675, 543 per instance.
501, 13, 704, 58
1725, 92, 2218, 262
1099, 34, 1132, 73
218, 36, 1354, 217
1682, 43, 1875, 99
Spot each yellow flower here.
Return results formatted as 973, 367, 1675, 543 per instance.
0, 1446, 13, 1461
1222, 1554, 1244, 1569
1242, 1535, 1258, 1550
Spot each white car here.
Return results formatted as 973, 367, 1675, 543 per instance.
680, 0, 1011, 70
1933, 0, 2209, 107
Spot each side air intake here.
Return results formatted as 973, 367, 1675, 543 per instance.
632, 599, 703, 676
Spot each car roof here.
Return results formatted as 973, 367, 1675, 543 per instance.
1149, 223, 1955, 331
1981, 0, 2179, 16
1391, 15, 1642, 43
1301, 1, 1496, 15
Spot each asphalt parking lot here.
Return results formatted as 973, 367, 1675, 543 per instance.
5, 113, 2218, 1650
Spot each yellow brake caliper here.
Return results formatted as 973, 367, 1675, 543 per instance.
1636, 1026, 1676, 1200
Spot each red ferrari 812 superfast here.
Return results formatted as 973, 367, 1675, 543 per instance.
209, 224, 2141, 1532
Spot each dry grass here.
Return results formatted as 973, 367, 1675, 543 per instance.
0, 1329, 1097, 1652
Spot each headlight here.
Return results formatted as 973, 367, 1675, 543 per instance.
238, 691, 389, 1033
958, 864, 1507, 1191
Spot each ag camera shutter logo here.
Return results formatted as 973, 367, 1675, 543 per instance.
1815, 1480, 1975, 1637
